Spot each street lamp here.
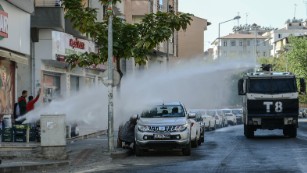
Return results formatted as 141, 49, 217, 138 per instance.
252, 23, 260, 65
218, 15, 241, 60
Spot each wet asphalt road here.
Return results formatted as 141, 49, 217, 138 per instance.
92, 121, 307, 173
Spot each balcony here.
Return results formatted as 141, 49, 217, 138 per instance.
31, 0, 64, 31
35, 0, 61, 7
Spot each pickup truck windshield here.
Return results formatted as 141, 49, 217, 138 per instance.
141, 105, 185, 118
248, 78, 296, 94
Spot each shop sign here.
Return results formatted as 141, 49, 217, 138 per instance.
69, 39, 85, 49
0, 4, 8, 40
52, 31, 95, 59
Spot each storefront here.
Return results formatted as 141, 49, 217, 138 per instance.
0, 1, 32, 118
0, 60, 15, 115
42, 72, 61, 103
35, 30, 105, 100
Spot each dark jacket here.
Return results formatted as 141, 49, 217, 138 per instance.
18, 96, 27, 115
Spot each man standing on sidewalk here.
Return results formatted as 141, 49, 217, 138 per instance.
14, 90, 28, 124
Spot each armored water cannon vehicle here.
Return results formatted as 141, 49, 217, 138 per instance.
238, 64, 306, 138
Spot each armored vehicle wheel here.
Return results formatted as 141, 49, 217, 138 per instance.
244, 124, 254, 138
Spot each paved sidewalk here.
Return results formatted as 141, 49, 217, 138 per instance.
0, 131, 132, 173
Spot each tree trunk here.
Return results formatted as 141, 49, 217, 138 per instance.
115, 57, 124, 80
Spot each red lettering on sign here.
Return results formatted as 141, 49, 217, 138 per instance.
69, 39, 85, 49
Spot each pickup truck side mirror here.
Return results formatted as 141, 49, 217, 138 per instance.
300, 78, 306, 95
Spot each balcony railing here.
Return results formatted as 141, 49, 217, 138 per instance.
35, 0, 61, 7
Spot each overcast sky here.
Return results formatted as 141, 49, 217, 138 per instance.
178, 0, 307, 50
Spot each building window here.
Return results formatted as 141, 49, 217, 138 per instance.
256, 40, 260, 46
247, 40, 250, 46
231, 40, 236, 46
263, 41, 266, 46
263, 52, 266, 57
223, 41, 227, 46
239, 41, 243, 46
278, 34, 282, 38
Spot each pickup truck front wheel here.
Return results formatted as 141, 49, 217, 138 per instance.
182, 142, 191, 156
135, 144, 143, 156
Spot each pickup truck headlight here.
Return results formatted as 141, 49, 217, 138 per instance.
174, 124, 188, 132
138, 125, 150, 132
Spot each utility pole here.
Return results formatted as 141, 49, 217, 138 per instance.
166, 0, 169, 63
107, 0, 114, 153
304, 1, 307, 18
294, 4, 297, 18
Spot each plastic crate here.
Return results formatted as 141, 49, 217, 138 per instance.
13, 124, 28, 129
2, 135, 13, 142
2, 128, 13, 134
14, 136, 26, 142
14, 129, 27, 135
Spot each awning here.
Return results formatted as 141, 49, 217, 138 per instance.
42, 59, 68, 69
0, 49, 29, 65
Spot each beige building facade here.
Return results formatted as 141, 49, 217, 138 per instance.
178, 16, 208, 58
123, 0, 208, 60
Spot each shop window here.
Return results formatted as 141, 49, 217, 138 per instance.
223, 41, 227, 46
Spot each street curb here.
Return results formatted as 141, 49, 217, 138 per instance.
110, 149, 133, 159
0, 161, 70, 173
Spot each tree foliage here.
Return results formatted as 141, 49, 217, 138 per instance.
286, 36, 307, 78
257, 56, 288, 72
62, 0, 192, 76
258, 36, 307, 104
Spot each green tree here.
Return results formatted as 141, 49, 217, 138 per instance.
286, 36, 307, 104
257, 56, 288, 72
62, 0, 192, 78
258, 36, 307, 104
286, 36, 307, 78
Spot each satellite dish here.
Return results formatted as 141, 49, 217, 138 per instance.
102, 69, 121, 87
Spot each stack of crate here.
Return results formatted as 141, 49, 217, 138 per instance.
13, 125, 27, 142
2, 128, 13, 142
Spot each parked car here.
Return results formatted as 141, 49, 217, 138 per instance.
188, 112, 202, 147
299, 108, 307, 118
202, 114, 216, 131
207, 109, 222, 129
217, 109, 228, 127
231, 108, 243, 124
225, 113, 237, 125
134, 101, 193, 156
188, 111, 205, 144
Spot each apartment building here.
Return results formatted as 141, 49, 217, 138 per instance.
31, 0, 105, 102
0, 0, 33, 117
178, 16, 208, 58
263, 18, 307, 56
212, 33, 271, 60
121, 0, 209, 72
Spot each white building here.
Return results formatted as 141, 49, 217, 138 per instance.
0, 0, 33, 117
31, 0, 105, 102
263, 18, 307, 56
212, 33, 271, 60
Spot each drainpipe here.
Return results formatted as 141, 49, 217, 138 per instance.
31, 41, 36, 95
